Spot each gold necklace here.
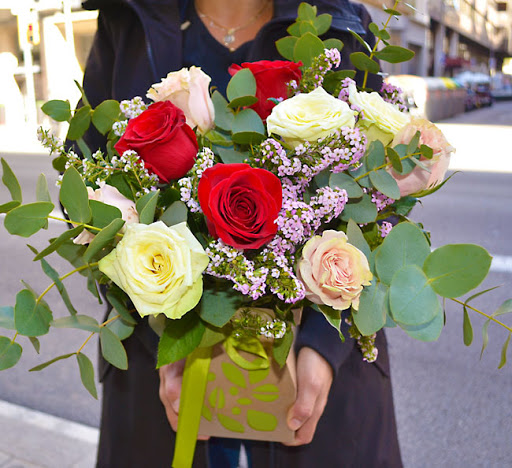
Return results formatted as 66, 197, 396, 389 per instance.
195, 1, 271, 51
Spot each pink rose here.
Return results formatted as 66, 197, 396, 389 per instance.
74, 182, 139, 245
389, 118, 454, 197
297, 230, 373, 311
147, 66, 215, 135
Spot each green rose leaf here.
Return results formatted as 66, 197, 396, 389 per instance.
212, 91, 235, 131
217, 148, 247, 165
198, 288, 241, 328
389, 265, 439, 326
157, 312, 205, 367
273, 326, 293, 368
0, 336, 22, 371
294, 32, 325, 68
36, 174, 51, 203
51, 315, 100, 332
276, 36, 298, 61
340, 194, 377, 224
76, 352, 98, 399
346, 219, 371, 259
160, 201, 188, 227
60, 167, 92, 224
90, 200, 122, 229
83, 218, 125, 263
399, 302, 444, 342
66, 105, 92, 141
4, 202, 54, 237
0, 306, 15, 330
329, 172, 363, 198
100, 327, 128, 370
314, 13, 332, 35
14, 289, 52, 337
227, 68, 257, 102
423, 244, 492, 298
41, 99, 72, 122
354, 280, 388, 335
375, 45, 415, 64
33, 225, 84, 261
29, 353, 75, 372
369, 169, 401, 200
2, 158, 22, 202
375, 222, 431, 286
92, 100, 120, 135
136, 190, 159, 224
349, 52, 380, 74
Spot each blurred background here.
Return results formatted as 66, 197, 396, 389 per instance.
0, 1, 511, 467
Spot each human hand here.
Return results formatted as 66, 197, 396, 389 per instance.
284, 347, 334, 446
158, 359, 209, 439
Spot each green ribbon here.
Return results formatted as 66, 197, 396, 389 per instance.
224, 335, 270, 371
172, 346, 212, 468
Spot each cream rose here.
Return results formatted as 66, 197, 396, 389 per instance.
348, 82, 410, 145
74, 182, 139, 245
98, 221, 209, 319
389, 118, 454, 196
297, 230, 372, 311
147, 66, 215, 135
266, 86, 357, 147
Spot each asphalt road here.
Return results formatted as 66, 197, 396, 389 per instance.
0, 102, 511, 467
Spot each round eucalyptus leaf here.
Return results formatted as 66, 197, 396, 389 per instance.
399, 302, 444, 342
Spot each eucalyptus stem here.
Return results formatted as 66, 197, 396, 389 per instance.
11, 332, 18, 344
47, 215, 103, 233
353, 151, 420, 182
451, 298, 512, 334
36, 262, 99, 305
75, 313, 121, 354
362, 0, 401, 89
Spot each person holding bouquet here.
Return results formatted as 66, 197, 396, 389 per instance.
79, 0, 403, 466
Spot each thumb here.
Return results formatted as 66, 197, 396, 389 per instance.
287, 385, 316, 431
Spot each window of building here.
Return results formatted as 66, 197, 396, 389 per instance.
497, 2, 507, 11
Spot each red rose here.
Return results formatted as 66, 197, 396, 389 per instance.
198, 164, 282, 250
228, 60, 302, 120
115, 101, 198, 183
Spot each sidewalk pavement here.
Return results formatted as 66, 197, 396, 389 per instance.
0, 400, 98, 468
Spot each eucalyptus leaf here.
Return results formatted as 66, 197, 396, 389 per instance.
27, 336, 40, 354
198, 288, 241, 328
498, 333, 511, 369
92, 100, 120, 135
369, 170, 400, 200
0, 200, 20, 213
375, 45, 415, 64
76, 352, 98, 399
29, 353, 75, 372
349, 52, 380, 74
51, 315, 100, 332
36, 174, 51, 203
228, 96, 259, 109
60, 167, 91, 224
400, 303, 444, 342
4, 202, 54, 237
212, 91, 235, 131
67, 106, 92, 141
14, 289, 52, 337
346, 219, 371, 259
386, 147, 403, 173
329, 172, 363, 198
317, 304, 344, 341
293, 32, 325, 67
354, 280, 387, 335
106, 288, 137, 325
299, 21, 317, 35
160, 201, 188, 227
423, 244, 492, 298
0, 306, 15, 330
33, 225, 84, 261
136, 190, 159, 224
100, 327, 128, 370
90, 200, 122, 229
298, 2, 316, 20
227, 68, 256, 102
205, 130, 232, 146
347, 28, 372, 53
217, 148, 247, 165
276, 36, 298, 61
83, 218, 125, 263
41, 100, 71, 122
366, 140, 386, 169
462, 306, 473, 346
0, 336, 22, 370
273, 327, 293, 368
340, 194, 377, 224
314, 14, 332, 35
106, 310, 135, 341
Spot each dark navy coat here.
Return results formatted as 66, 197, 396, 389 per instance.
80, 1, 403, 466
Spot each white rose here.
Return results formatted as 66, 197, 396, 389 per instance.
348, 82, 410, 144
98, 221, 209, 319
147, 66, 215, 135
73, 182, 139, 245
266, 87, 357, 147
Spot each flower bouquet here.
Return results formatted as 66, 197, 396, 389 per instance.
1, 2, 511, 468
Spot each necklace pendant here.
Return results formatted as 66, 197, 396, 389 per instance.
224, 28, 235, 46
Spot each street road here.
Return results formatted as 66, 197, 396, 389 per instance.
0, 102, 511, 467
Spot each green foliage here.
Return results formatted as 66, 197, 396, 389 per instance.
231, 109, 265, 145
4, 202, 54, 237
90, 200, 122, 229
33, 226, 84, 261
41, 100, 71, 122
92, 100, 120, 135
106, 287, 137, 325
375, 222, 431, 285
67, 106, 92, 141
100, 327, 128, 370
227, 68, 257, 103
400, 304, 444, 342
314, 304, 343, 341
0, 337, 22, 370
463, 307, 473, 346
346, 219, 371, 259
76, 352, 97, 398
217, 148, 247, 165
29, 353, 75, 372
60, 167, 92, 224
340, 194, 377, 224
375, 45, 415, 63
350, 52, 380, 74
160, 201, 188, 227
136, 190, 159, 224
36, 174, 51, 203
212, 91, 234, 131
0, 200, 20, 214
329, 172, 363, 198
0, 307, 15, 330
198, 287, 241, 328
273, 327, 293, 368
423, 244, 492, 298
51, 315, 100, 332
82, 218, 125, 263
499, 333, 511, 369
106, 310, 135, 341
347, 28, 372, 53
355, 280, 388, 335
294, 32, 325, 68
2, 158, 22, 202
157, 312, 205, 367
369, 170, 400, 200
14, 289, 52, 337
276, 36, 298, 61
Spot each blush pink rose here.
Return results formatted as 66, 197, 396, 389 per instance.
74, 182, 139, 245
147, 66, 215, 135
389, 118, 454, 197
297, 230, 373, 311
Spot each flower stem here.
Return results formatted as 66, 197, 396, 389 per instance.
353, 151, 420, 182
362, 0, 401, 89
451, 298, 512, 334
75, 313, 121, 354
11, 332, 18, 344
47, 215, 103, 233
36, 263, 99, 305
